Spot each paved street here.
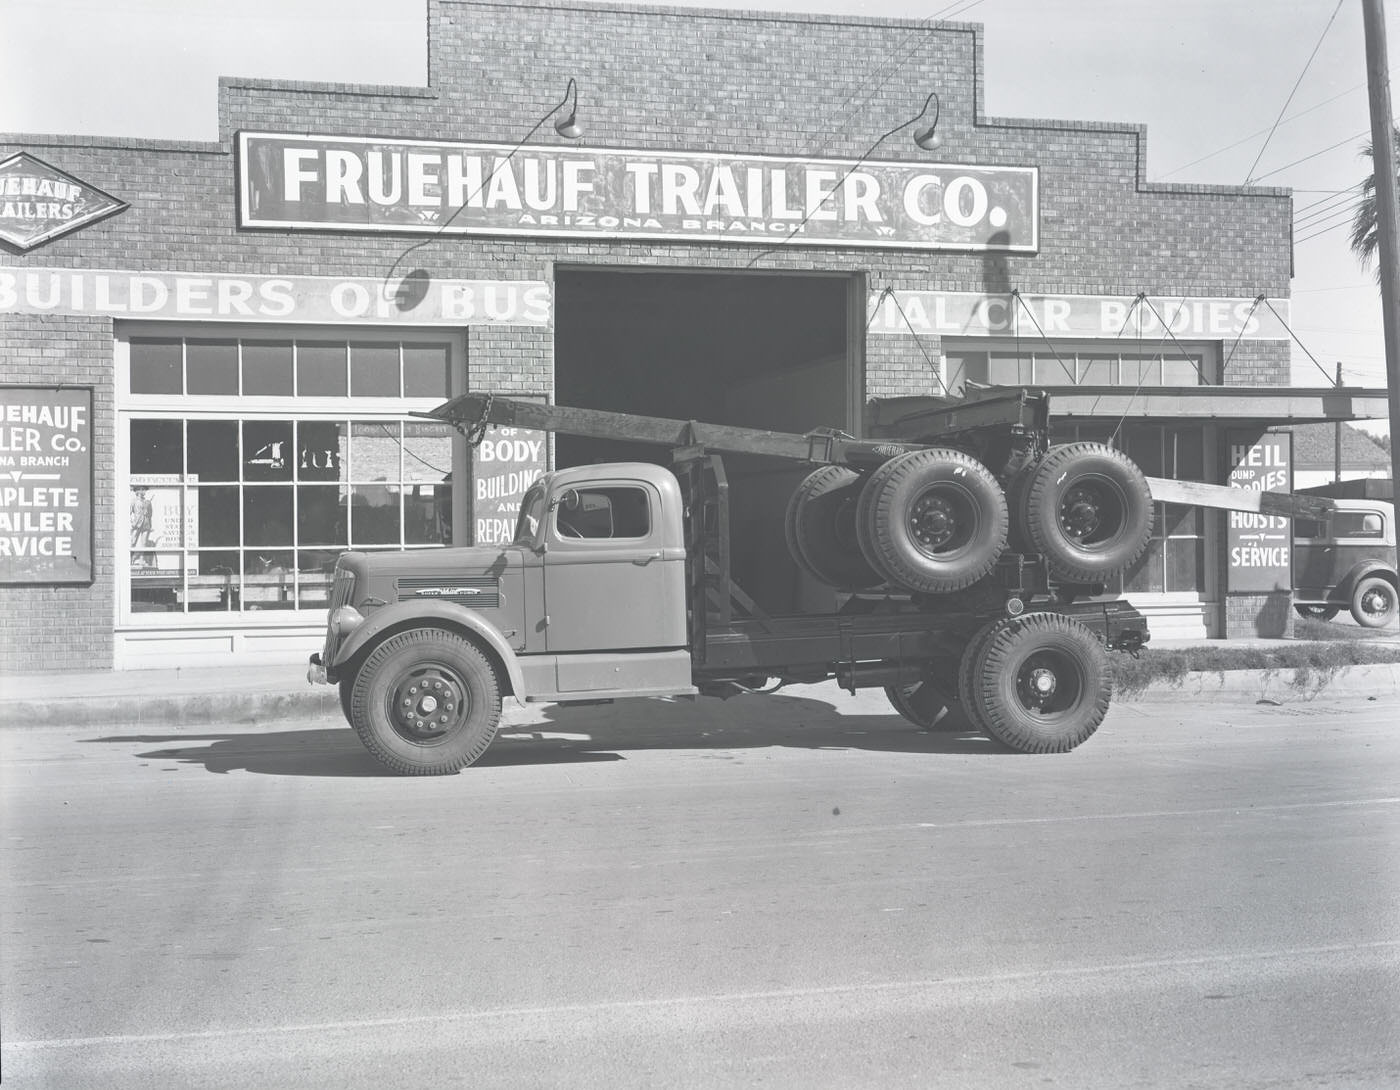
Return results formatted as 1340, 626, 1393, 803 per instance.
3, 687, 1398, 1089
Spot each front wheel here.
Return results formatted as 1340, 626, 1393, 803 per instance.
1350, 576, 1399, 629
349, 629, 503, 775
962, 613, 1111, 753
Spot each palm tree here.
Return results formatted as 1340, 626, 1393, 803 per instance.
1349, 127, 1400, 275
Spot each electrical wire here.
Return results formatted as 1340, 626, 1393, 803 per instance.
1242, 0, 1345, 184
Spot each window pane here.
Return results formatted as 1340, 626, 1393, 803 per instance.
350, 484, 400, 544
130, 557, 183, 613
1079, 356, 1113, 385
130, 338, 182, 394
1163, 355, 1204, 385
186, 419, 239, 482
1124, 427, 1164, 478
297, 420, 347, 481
350, 343, 399, 396
402, 423, 453, 484
1032, 353, 1076, 385
187, 340, 239, 395
129, 482, 193, 553
298, 342, 347, 396
1165, 537, 1204, 592
243, 341, 294, 396
244, 486, 294, 546
987, 354, 1030, 385
403, 343, 450, 398
297, 550, 341, 609
130, 418, 183, 475
1121, 357, 1160, 386
243, 550, 295, 612
298, 485, 348, 546
1124, 537, 1165, 592
196, 485, 240, 547
349, 422, 400, 481
189, 551, 238, 611
242, 420, 294, 482
1163, 503, 1202, 538
1172, 428, 1205, 481
405, 483, 451, 545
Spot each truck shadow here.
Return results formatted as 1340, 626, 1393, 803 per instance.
82, 694, 1020, 778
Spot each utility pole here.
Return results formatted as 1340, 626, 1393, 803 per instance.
1362, 0, 1400, 500
1335, 361, 1344, 483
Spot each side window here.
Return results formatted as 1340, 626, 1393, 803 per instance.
1293, 517, 1325, 540
1334, 511, 1384, 539
555, 486, 651, 540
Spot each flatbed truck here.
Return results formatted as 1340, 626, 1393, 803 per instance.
309, 387, 1168, 774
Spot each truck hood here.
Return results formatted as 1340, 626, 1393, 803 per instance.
338, 546, 525, 609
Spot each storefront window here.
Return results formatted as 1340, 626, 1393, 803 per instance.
946, 341, 1216, 391
122, 330, 459, 618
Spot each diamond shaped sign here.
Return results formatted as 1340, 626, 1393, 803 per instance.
0, 152, 127, 252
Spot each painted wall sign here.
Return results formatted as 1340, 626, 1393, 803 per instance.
868, 290, 1290, 340
0, 386, 93, 584
0, 153, 127, 252
1226, 430, 1292, 593
472, 417, 547, 546
238, 131, 1039, 252
0, 266, 550, 326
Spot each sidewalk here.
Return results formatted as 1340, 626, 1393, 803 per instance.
2, 632, 1398, 728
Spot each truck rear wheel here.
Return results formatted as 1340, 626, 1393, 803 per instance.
962, 612, 1111, 753
349, 628, 502, 775
1293, 604, 1340, 622
856, 448, 1008, 594
884, 674, 968, 732
1350, 575, 1398, 629
1016, 443, 1153, 584
785, 466, 883, 589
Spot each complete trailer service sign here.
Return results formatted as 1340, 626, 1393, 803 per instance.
239, 132, 1038, 252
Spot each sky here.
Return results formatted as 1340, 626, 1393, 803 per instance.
1, 0, 1395, 436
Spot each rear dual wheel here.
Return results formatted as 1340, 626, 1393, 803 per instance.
958, 613, 1111, 753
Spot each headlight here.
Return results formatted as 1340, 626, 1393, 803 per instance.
329, 605, 365, 638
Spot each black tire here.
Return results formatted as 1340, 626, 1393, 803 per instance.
856, 448, 1008, 594
885, 677, 968, 732
963, 612, 1111, 753
956, 618, 1008, 738
1293, 604, 1340, 622
1350, 575, 1399, 629
1016, 443, 1153, 584
785, 466, 883, 589
338, 674, 356, 725
349, 628, 502, 775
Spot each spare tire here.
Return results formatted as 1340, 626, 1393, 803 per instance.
784, 466, 883, 589
856, 448, 1008, 594
1015, 443, 1153, 584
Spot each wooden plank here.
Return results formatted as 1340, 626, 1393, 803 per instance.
1146, 477, 1334, 519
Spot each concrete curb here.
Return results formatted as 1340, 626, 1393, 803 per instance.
2, 663, 1398, 728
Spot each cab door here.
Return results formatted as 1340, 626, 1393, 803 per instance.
541, 477, 686, 653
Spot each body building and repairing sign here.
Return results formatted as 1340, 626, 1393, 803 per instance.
0, 386, 92, 584
0, 266, 550, 326
1226, 430, 1292, 593
868, 290, 1290, 340
472, 421, 547, 546
238, 132, 1038, 252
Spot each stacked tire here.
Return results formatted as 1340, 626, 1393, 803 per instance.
785, 441, 1152, 596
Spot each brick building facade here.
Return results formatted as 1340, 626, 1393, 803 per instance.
1, 0, 1300, 672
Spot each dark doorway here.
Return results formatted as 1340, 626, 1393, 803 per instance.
553, 268, 856, 614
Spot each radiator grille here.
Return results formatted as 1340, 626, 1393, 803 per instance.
321, 566, 356, 668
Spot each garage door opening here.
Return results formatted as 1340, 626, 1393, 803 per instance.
554, 268, 859, 614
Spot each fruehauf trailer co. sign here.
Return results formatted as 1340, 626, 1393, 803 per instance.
238, 132, 1038, 252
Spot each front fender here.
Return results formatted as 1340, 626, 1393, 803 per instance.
1335, 560, 1399, 601
330, 600, 527, 699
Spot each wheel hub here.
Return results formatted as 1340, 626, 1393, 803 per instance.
911, 494, 958, 550
1060, 487, 1102, 539
391, 673, 463, 738
1023, 666, 1058, 704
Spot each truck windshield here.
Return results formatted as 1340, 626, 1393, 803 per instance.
514, 484, 546, 544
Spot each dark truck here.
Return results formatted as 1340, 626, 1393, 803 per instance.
1290, 481, 1397, 628
308, 387, 1179, 774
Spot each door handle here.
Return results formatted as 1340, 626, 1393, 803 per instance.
633, 552, 662, 565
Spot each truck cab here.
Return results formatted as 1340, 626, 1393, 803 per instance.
1292, 499, 1398, 628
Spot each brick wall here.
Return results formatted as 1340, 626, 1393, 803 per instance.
0, 0, 1293, 668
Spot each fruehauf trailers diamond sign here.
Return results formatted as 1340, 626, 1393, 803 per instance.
238, 132, 1038, 252
0, 153, 127, 252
